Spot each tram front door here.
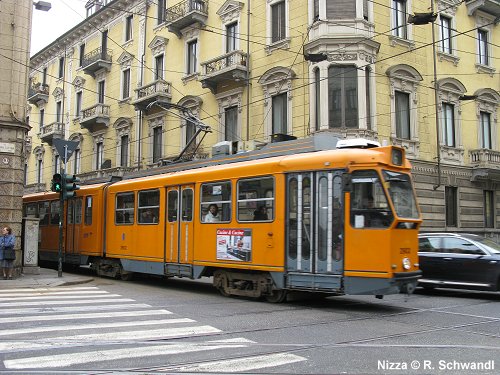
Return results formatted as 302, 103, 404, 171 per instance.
165, 184, 195, 277
286, 171, 344, 279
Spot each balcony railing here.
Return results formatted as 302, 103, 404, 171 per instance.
132, 79, 172, 111
27, 83, 49, 105
470, 148, 500, 167
81, 47, 112, 76
165, 0, 208, 37
40, 121, 64, 145
80, 103, 110, 132
200, 50, 247, 93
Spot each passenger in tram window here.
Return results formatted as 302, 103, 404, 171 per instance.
141, 209, 156, 223
253, 205, 268, 221
204, 204, 220, 222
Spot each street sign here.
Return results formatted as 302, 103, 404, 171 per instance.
53, 139, 79, 163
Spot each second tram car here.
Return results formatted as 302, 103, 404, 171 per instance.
23, 135, 422, 302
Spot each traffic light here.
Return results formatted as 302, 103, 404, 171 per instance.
51, 173, 62, 193
62, 174, 80, 199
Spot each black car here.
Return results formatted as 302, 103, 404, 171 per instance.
418, 233, 500, 291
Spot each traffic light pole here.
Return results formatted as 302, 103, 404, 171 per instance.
57, 145, 68, 278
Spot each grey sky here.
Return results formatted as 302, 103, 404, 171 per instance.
31, 0, 86, 56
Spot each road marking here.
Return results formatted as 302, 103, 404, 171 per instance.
0, 290, 111, 297
0, 298, 135, 307
4, 342, 248, 369
0, 287, 99, 294
166, 353, 307, 372
0, 293, 121, 302
0, 303, 152, 315
0, 309, 172, 324
0, 318, 194, 337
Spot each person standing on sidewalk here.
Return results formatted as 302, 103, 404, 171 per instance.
0, 226, 16, 280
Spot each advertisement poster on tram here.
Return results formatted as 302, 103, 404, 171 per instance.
216, 229, 252, 262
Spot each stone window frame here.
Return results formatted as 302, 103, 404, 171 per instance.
437, 77, 466, 165
33, 145, 45, 184
216, 1, 244, 54
148, 36, 168, 82
117, 52, 134, 101
177, 95, 203, 152
92, 133, 106, 170
258, 66, 295, 140
72, 76, 85, 121
389, 0, 415, 49
472, 11, 496, 75
386, 64, 423, 158
436, 5, 460, 66
215, 88, 243, 142
68, 133, 83, 175
474, 88, 499, 150
182, 27, 200, 83
147, 115, 165, 165
123, 13, 134, 45
114, 118, 133, 167
265, 0, 291, 55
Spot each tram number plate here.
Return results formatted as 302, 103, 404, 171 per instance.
400, 248, 410, 254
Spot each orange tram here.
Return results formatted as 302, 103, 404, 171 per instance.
23, 135, 422, 302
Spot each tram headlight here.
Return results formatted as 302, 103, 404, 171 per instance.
392, 148, 403, 166
402, 257, 411, 270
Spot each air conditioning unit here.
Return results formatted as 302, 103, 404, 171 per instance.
235, 140, 256, 153
212, 141, 232, 156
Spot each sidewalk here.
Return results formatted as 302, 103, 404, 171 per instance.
0, 267, 94, 289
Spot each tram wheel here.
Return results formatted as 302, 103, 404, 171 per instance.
120, 271, 134, 281
265, 289, 287, 303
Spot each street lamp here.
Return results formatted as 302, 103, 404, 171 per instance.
33, 1, 51, 11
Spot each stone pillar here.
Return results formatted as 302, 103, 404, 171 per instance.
22, 217, 40, 274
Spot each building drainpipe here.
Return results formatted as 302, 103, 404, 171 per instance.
137, 2, 148, 171
431, 0, 441, 190
245, 0, 251, 142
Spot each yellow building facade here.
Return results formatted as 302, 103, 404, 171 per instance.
26, 0, 499, 238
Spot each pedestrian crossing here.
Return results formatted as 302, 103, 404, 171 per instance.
0, 286, 307, 372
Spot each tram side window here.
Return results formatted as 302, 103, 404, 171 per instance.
38, 201, 49, 225
116, 193, 134, 224
75, 198, 83, 224
85, 196, 93, 225
50, 200, 60, 225
138, 190, 159, 224
182, 189, 193, 221
24, 203, 38, 218
350, 170, 393, 229
201, 181, 231, 223
237, 177, 274, 222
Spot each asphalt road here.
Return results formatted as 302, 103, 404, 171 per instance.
1, 270, 499, 374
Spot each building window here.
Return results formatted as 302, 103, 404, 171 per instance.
125, 15, 133, 42
98, 80, 105, 104
155, 54, 164, 80
42, 67, 47, 85
484, 190, 495, 228
313, 0, 319, 21
439, 15, 452, 54
478, 29, 489, 65
445, 186, 458, 227
271, 0, 286, 43
226, 22, 237, 53
442, 102, 455, 147
37, 160, 43, 183
365, 67, 371, 130
480, 112, 492, 149
122, 68, 130, 99
395, 91, 410, 139
73, 149, 80, 174
314, 68, 320, 131
393, 0, 408, 39
187, 40, 198, 74
185, 119, 197, 153
75, 91, 82, 118
120, 135, 129, 167
39, 109, 44, 129
153, 127, 162, 163
272, 93, 288, 134
56, 101, 62, 123
224, 106, 238, 141
157, 0, 166, 25
79, 44, 85, 67
328, 65, 358, 128
58, 57, 64, 78
96, 142, 104, 170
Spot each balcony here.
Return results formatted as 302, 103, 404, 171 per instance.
132, 79, 172, 111
80, 103, 110, 133
470, 148, 500, 182
40, 122, 64, 146
27, 83, 49, 105
81, 47, 112, 77
200, 50, 247, 94
466, 0, 500, 17
165, 0, 208, 38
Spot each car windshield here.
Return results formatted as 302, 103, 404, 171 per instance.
382, 170, 419, 219
475, 237, 500, 254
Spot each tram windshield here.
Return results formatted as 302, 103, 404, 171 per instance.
350, 170, 393, 229
382, 170, 419, 219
